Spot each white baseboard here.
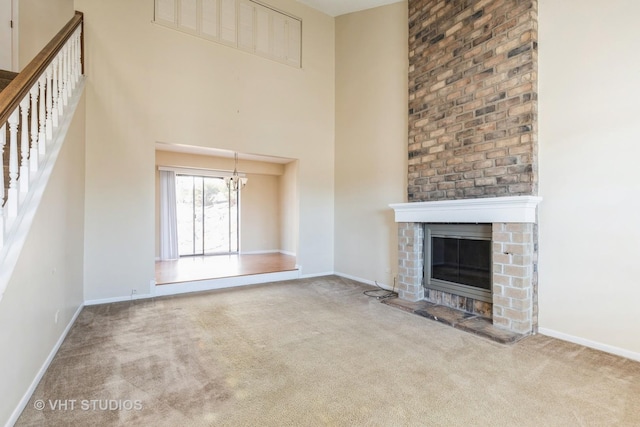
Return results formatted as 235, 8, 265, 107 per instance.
538, 328, 640, 363
334, 272, 394, 291
239, 250, 297, 256
84, 293, 154, 306
300, 271, 335, 279
157, 251, 294, 258
154, 269, 301, 297
5, 303, 84, 427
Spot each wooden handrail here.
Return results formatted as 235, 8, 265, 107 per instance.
0, 11, 83, 126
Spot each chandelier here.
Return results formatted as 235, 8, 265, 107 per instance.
225, 152, 248, 191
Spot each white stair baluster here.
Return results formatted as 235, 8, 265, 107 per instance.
0, 125, 5, 203
75, 29, 81, 83
29, 85, 39, 175
70, 34, 77, 91
57, 53, 65, 115
62, 44, 68, 106
67, 43, 72, 97
38, 76, 46, 158
52, 58, 59, 127
77, 28, 83, 81
19, 96, 30, 195
7, 110, 19, 218
67, 42, 72, 99
0, 123, 5, 248
45, 66, 54, 139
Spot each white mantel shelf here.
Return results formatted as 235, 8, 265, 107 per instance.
390, 196, 542, 224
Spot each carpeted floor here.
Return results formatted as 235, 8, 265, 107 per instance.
16, 276, 640, 426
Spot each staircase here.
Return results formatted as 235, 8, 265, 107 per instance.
0, 12, 84, 300
0, 13, 85, 427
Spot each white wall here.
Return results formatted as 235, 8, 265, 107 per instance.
241, 173, 281, 253
18, 0, 74, 68
280, 160, 299, 256
0, 93, 86, 425
538, 0, 640, 357
76, 0, 335, 300
78, 0, 155, 301
334, 2, 408, 286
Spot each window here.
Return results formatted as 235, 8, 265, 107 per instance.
154, 0, 302, 67
175, 175, 239, 256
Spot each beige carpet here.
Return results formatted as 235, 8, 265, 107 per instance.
16, 276, 640, 426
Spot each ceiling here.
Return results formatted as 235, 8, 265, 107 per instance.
295, 0, 403, 17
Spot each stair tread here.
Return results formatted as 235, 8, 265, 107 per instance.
0, 69, 18, 79
0, 69, 18, 93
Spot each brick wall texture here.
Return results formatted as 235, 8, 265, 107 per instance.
408, 0, 538, 202
397, 223, 425, 302
492, 223, 534, 334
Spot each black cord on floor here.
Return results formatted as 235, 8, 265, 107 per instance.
363, 278, 398, 300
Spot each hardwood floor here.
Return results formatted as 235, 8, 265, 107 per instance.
155, 253, 297, 285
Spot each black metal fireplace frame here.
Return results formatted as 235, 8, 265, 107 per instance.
423, 223, 493, 303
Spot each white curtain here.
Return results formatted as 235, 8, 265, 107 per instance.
159, 170, 179, 260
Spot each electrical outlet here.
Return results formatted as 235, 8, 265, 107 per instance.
131, 289, 137, 297
54, 310, 59, 324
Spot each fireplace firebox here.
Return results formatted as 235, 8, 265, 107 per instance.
423, 224, 492, 303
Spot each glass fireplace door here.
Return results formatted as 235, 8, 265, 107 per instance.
424, 224, 492, 302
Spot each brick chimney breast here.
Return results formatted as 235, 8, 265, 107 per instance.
408, 0, 538, 202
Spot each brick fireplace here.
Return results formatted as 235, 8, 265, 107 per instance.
391, 196, 541, 334
398, 0, 540, 335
